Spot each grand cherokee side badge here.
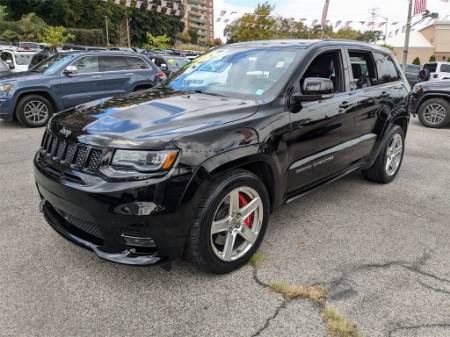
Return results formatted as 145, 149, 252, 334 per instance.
59, 127, 71, 137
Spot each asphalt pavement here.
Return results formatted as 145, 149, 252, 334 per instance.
1, 118, 449, 337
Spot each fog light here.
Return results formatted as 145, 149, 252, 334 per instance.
122, 234, 156, 248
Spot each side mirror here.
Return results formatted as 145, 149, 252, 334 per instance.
160, 63, 168, 71
64, 65, 79, 75
5, 59, 14, 70
302, 77, 334, 101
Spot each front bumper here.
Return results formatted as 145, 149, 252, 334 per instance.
34, 156, 196, 266
0, 97, 14, 121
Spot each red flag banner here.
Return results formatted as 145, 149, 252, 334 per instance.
414, 0, 427, 15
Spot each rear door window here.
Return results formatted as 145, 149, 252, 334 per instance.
348, 50, 377, 90
99, 56, 128, 72
374, 53, 401, 84
125, 56, 150, 70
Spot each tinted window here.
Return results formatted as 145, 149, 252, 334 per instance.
423, 63, 437, 72
125, 56, 149, 70
349, 50, 377, 89
375, 53, 400, 84
152, 57, 164, 67
440, 64, 450, 73
99, 56, 128, 71
302, 50, 344, 93
72, 56, 99, 73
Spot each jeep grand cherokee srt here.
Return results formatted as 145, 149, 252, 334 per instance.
34, 40, 410, 274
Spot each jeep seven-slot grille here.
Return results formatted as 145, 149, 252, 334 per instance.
40, 130, 104, 173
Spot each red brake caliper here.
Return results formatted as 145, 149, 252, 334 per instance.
239, 192, 254, 228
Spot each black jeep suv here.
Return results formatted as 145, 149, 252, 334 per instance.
409, 80, 450, 128
34, 40, 410, 274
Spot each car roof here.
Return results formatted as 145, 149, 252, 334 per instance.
224, 39, 393, 54
61, 51, 144, 57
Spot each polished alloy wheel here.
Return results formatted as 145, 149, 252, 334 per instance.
210, 187, 263, 262
423, 103, 446, 126
385, 133, 403, 177
23, 100, 49, 125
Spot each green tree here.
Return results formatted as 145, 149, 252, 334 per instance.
447, 57, 450, 62
429, 55, 436, 62
332, 27, 359, 40
225, 2, 276, 42
39, 26, 75, 48
188, 29, 199, 44
412, 57, 421, 65
143, 33, 170, 49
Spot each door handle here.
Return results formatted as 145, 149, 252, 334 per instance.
91, 75, 102, 78
125, 73, 133, 76
339, 101, 353, 109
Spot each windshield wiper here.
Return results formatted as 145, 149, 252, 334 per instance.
192, 90, 228, 98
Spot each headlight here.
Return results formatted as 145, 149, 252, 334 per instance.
0, 84, 12, 92
111, 149, 179, 172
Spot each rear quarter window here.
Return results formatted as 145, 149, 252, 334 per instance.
440, 64, 450, 73
423, 63, 438, 73
374, 53, 400, 84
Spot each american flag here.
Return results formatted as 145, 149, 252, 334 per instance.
414, 0, 427, 16
321, 0, 330, 28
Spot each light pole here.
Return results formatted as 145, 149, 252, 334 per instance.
402, 0, 414, 72
105, 16, 110, 47
402, 5, 439, 71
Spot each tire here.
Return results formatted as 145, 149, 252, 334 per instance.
362, 125, 405, 184
187, 169, 270, 274
15, 94, 54, 128
418, 98, 450, 128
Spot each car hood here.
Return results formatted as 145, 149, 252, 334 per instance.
0, 71, 43, 82
419, 80, 450, 91
50, 88, 260, 149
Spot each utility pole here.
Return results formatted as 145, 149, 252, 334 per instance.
402, 0, 414, 72
105, 16, 110, 47
125, 14, 131, 48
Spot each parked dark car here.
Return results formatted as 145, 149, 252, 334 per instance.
405, 64, 421, 86
0, 59, 11, 75
29, 50, 58, 68
0, 51, 166, 127
409, 80, 450, 128
34, 40, 410, 274
148, 55, 190, 75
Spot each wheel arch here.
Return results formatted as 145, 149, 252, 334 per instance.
179, 150, 284, 213
417, 94, 450, 113
14, 90, 59, 120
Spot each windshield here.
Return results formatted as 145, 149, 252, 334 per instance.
166, 47, 301, 99
31, 53, 78, 73
15, 53, 34, 65
166, 57, 189, 70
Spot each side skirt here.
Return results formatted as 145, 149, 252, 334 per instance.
284, 164, 363, 205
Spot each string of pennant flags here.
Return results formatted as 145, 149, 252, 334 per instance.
102, 0, 184, 17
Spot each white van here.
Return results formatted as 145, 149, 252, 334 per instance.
0, 49, 36, 72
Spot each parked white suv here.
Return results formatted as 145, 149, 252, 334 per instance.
420, 62, 450, 81
0, 48, 36, 72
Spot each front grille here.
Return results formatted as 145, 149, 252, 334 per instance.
63, 212, 104, 240
40, 130, 105, 174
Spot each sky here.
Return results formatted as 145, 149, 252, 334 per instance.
213, 0, 450, 39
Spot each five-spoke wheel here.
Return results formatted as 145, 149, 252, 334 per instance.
187, 169, 269, 274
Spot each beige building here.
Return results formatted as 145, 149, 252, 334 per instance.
387, 16, 450, 64
183, 0, 214, 44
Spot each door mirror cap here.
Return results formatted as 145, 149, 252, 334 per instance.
64, 65, 79, 75
160, 63, 168, 70
290, 77, 335, 105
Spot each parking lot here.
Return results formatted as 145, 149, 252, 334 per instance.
1, 118, 449, 337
